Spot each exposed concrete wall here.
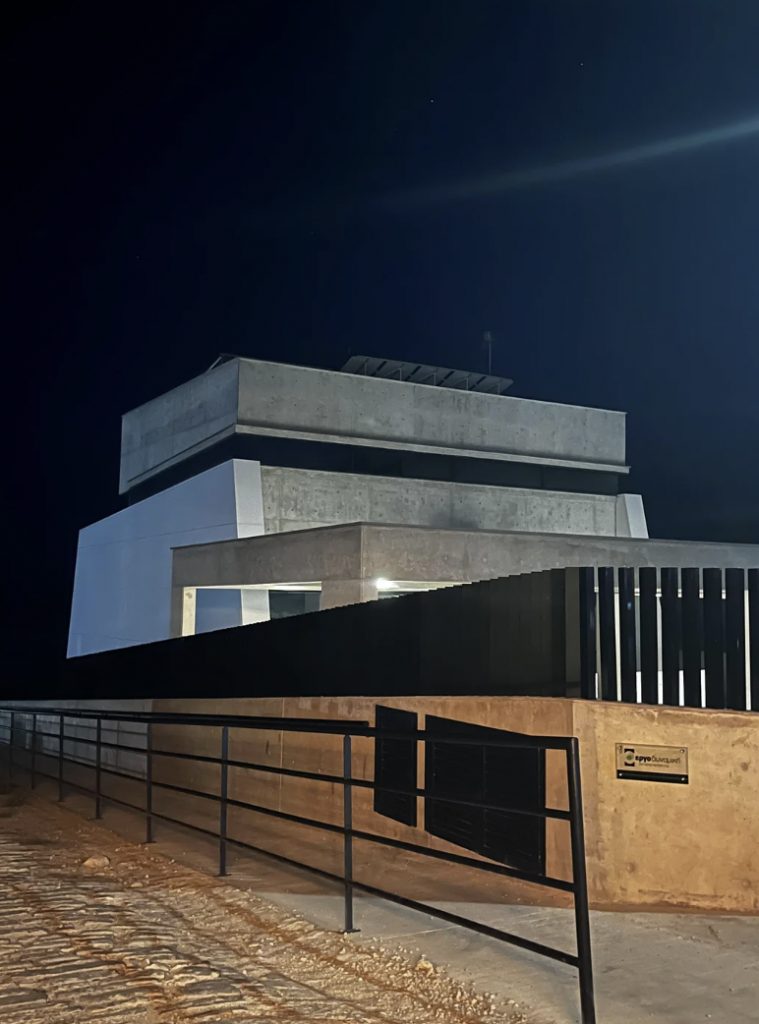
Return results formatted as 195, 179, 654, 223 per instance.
120, 359, 240, 495
152, 695, 759, 912
571, 700, 758, 912
358, 525, 759, 581
69, 460, 265, 657
173, 523, 364, 591
260, 465, 621, 537
120, 357, 629, 493
236, 360, 627, 470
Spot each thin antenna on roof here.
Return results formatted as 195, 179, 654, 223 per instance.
482, 330, 496, 375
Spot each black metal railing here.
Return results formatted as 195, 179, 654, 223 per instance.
0, 705, 597, 1024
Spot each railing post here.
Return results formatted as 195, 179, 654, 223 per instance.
95, 717, 103, 819
145, 721, 155, 843
218, 726, 229, 876
1, 712, 8, 788
9, 711, 14, 781
342, 733, 358, 933
567, 738, 596, 1024
30, 713, 37, 790
58, 715, 65, 801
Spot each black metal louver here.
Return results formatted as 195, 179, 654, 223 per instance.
424, 715, 546, 875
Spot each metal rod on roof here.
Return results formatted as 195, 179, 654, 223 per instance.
483, 330, 495, 375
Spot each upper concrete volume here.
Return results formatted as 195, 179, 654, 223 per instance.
119, 357, 628, 495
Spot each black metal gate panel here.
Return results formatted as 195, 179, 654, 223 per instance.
424, 715, 546, 875
373, 705, 418, 826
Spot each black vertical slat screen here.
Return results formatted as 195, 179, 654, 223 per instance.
13, 561, 756, 711
550, 569, 568, 689
681, 568, 703, 708
571, 563, 755, 712
618, 567, 637, 702
660, 568, 681, 706
373, 705, 418, 826
725, 569, 747, 711
578, 567, 597, 699
524, 573, 540, 690
638, 567, 659, 705
598, 567, 617, 701
703, 568, 726, 709
749, 569, 759, 712
486, 572, 567, 697
509, 572, 526, 689
420, 583, 487, 694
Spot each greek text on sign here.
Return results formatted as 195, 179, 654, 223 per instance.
616, 743, 689, 784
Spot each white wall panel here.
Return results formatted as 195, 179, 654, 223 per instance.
68, 460, 264, 656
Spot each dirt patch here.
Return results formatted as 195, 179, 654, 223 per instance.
0, 796, 533, 1024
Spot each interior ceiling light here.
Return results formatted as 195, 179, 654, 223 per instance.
375, 578, 398, 591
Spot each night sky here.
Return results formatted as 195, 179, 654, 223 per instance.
3, 1, 759, 661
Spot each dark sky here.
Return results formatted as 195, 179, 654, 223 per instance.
3, 0, 759, 659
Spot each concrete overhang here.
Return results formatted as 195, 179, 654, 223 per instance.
171, 521, 759, 592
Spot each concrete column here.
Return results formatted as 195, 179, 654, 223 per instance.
615, 494, 649, 538
181, 587, 197, 635
241, 589, 270, 624
319, 579, 379, 610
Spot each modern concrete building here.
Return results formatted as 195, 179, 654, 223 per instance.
69, 354, 653, 656
46, 353, 758, 938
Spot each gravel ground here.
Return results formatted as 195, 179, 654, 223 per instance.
0, 795, 531, 1024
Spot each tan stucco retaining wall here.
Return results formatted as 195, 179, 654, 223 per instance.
152, 696, 758, 913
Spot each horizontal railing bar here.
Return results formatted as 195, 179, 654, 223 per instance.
350, 827, 573, 892
12, 762, 578, 969
202, 831, 577, 965
141, 781, 572, 890
157, 748, 571, 821
224, 757, 570, 820
11, 745, 573, 893
338, 881, 578, 966
0, 708, 573, 750
95, 763, 149, 785
21, 766, 148, 816
6, 733, 569, 821
22, 748, 146, 786
223, 828, 578, 965
218, 793, 574, 892
0, 708, 370, 733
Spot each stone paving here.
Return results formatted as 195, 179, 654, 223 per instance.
0, 795, 525, 1024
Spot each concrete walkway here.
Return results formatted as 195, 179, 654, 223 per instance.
256, 893, 759, 1024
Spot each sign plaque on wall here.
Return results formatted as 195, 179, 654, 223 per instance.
616, 743, 689, 784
